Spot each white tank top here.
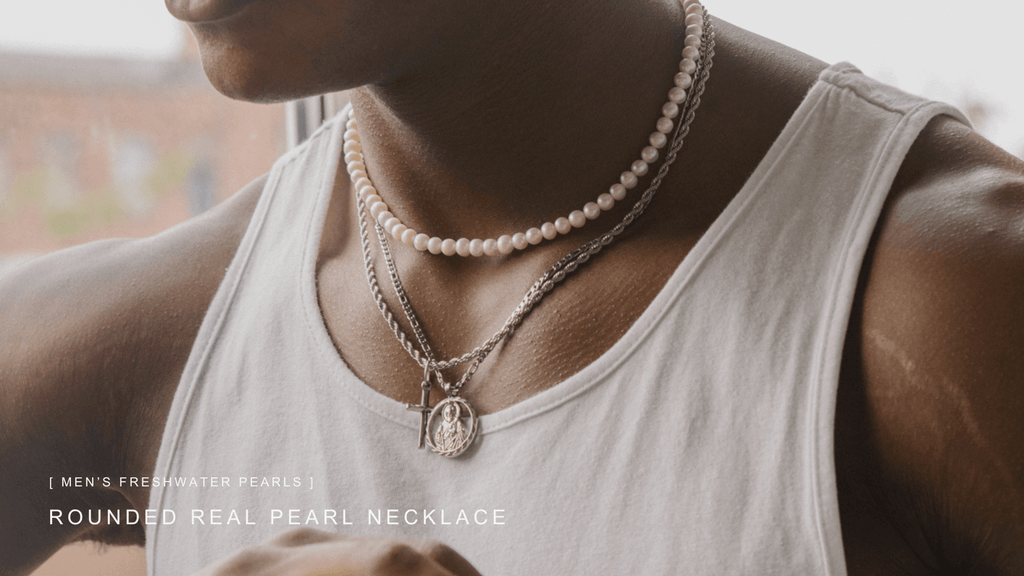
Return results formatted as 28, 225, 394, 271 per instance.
147, 63, 967, 575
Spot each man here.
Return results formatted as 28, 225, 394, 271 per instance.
1, 0, 1022, 574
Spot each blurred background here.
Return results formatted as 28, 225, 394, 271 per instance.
0, 22, 287, 276
3, 0, 1022, 574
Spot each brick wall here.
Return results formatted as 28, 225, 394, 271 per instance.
0, 48, 286, 271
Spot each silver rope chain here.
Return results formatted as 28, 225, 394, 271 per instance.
356, 13, 716, 397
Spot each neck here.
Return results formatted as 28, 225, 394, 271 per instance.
347, 0, 691, 242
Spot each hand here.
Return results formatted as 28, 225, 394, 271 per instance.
194, 528, 484, 576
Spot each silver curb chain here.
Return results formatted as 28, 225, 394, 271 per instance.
356, 13, 716, 398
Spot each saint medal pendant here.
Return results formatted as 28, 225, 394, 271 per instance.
425, 396, 479, 458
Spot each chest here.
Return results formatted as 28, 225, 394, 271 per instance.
314, 223, 697, 414
148, 266, 847, 575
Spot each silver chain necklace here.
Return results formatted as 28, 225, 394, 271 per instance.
354, 11, 715, 457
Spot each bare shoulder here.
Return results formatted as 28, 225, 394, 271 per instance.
840, 117, 1024, 573
0, 173, 266, 574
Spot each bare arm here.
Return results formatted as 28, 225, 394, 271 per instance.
0, 174, 265, 575
838, 117, 1024, 575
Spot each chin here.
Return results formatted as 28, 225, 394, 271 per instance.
202, 64, 303, 104
179, 0, 442, 103
193, 42, 315, 103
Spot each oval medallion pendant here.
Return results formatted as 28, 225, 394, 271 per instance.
425, 397, 479, 458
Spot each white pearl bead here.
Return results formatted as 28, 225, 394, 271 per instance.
662, 102, 679, 119
680, 59, 697, 75
343, 141, 362, 154
414, 233, 429, 251
469, 239, 484, 257
401, 228, 417, 246
685, 3, 702, 16
365, 194, 382, 207
597, 193, 615, 210
610, 183, 627, 201
650, 132, 668, 149
512, 232, 529, 250
376, 210, 393, 225
554, 217, 571, 234
674, 73, 693, 90
657, 117, 674, 134
583, 202, 601, 220
684, 35, 701, 49
384, 217, 401, 235
344, 151, 362, 164
350, 169, 368, 183
526, 228, 543, 245
456, 238, 471, 256
620, 171, 638, 189
357, 185, 376, 201
347, 161, 365, 174
483, 238, 497, 256
343, 129, 360, 142
686, 24, 703, 38
497, 235, 514, 254
353, 175, 371, 188
391, 223, 408, 240
541, 223, 557, 240
668, 87, 687, 104
682, 46, 700, 61
631, 159, 649, 177
369, 201, 388, 220
441, 238, 457, 256
641, 146, 659, 163
685, 13, 703, 27
428, 237, 443, 254
345, 118, 358, 130
568, 210, 586, 228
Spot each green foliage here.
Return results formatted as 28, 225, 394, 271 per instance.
146, 150, 193, 196
4, 151, 195, 239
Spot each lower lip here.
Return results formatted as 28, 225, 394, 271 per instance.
165, 0, 257, 23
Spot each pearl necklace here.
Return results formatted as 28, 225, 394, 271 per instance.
354, 0, 715, 457
343, 0, 709, 257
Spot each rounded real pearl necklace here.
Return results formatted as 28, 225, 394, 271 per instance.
343, 0, 707, 257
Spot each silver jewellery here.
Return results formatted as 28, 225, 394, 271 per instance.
351, 1, 715, 457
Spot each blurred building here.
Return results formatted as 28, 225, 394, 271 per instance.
0, 31, 287, 273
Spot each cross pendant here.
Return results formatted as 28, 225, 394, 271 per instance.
405, 368, 432, 449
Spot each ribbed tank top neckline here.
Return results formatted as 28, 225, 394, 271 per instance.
298, 62, 858, 436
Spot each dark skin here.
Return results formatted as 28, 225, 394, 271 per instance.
1, 0, 1023, 574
